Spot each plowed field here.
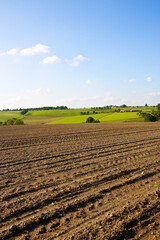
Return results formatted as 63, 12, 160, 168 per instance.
0, 123, 160, 240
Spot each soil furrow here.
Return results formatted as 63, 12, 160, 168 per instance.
0, 123, 160, 240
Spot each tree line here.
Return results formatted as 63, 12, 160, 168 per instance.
1, 106, 68, 113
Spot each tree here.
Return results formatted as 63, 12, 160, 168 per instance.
6, 118, 15, 125
14, 119, 24, 125
21, 109, 28, 115
86, 117, 100, 123
120, 104, 127, 108
144, 113, 156, 122
86, 117, 95, 123
157, 104, 160, 111
138, 111, 157, 122
151, 110, 160, 120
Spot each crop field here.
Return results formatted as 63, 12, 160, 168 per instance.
26, 109, 91, 117
24, 112, 143, 125
48, 113, 109, 124
26, 107, 156, 118
0, 108, 154, 124
0, 123, 160, 240
49, 112, 143, 124
100, 112, 143, 122
0, 111, 23, 122
23, 116, 66, 125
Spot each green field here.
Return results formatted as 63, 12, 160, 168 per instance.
26, 106, 156, 118
100, 112, 143, 122
0, 108, 153, 124
0, 111, 23, 122
26, 109, 91, 117
48, 113, 109, 124
48, 112, 143, 124
117, 106, 157, 111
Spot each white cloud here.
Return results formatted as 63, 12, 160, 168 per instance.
146, 77, 152, 82
86, 80, 92, 85
35, 88, 43, 94
41, 55, 60, 64
35, 88, 46, 94
20, 44, 50, 56
35, 88, 51, 94
76, 96, 99, 102
0, 87, 53, 109
69, 61, 80, 67
103, 93, 127, 105
0, 47, 90, 69
0, 44, 50, 56
0, 94, 31, 109
26, 88, 52, 95
103, 96, 116, 102
0, 48, 19, 56
69, 55, 88, 67
144, 91, 160, 99
73, 55, 87, 61
36, 88, 52, 94
55, 96, 100, 107
7, 48, 19, 55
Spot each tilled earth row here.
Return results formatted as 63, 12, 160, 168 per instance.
0, 122, 160, 240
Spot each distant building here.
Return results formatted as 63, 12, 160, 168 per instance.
130, 109, 140, 112
121, 109, 140, 112
121, 110, 130, 112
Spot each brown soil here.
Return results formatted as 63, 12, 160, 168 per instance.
0, 122, 160, 240
23, 116, 65, 125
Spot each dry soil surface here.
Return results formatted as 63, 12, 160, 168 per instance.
0, 123, 160, 240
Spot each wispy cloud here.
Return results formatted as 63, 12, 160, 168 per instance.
103, 96, 116, 102
7, 48, 19, 55
41, 56, 60, 64
146, 77, 152, 82
69, 55, 88, 67
144, 91, 160, 99
0, 45, 90, 70
125, 78, 136, 83
73, 55, 88, 61
27, 88, 52, 95
69, 61, 80, 67
103, 96, 127, 105
0, 48, 19, 56
20, 44, 50, 56
55, 96, 100, 107
103, 92, 127, 105
35, 88, 51, 94
86, 80, 92, 85
0, 44, 50, 56
0, 88, 53, 109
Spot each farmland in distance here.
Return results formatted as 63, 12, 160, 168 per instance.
0, 123, 160, 239
0, 107, 156, 124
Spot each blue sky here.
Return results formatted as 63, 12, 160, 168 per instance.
0, 0, 160, 109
